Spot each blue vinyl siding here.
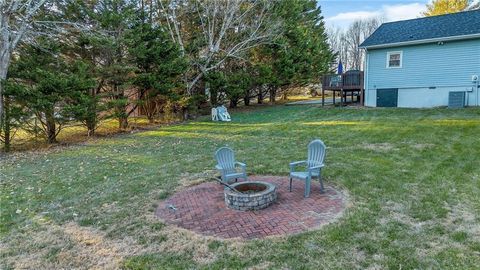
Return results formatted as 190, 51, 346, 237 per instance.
367, 38, 480, 89
365, 38, 480, 107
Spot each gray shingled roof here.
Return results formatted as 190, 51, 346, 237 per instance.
360, 9, 480, 48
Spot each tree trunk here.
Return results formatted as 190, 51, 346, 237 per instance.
0, 58, 9, 130
182, 108, 189, 120
257, 88, 263, 104
86, 118, 96, 137
85, 86, 101, 137
86, 98, 96, 137
269, 86, 276, 103
243, 95, 250, 106
147, 115, 155, 124
45, 109, 57, 144
187, 72, 204, 96
142, 92, 159, 123
210, 89, 218, 107
144, 103, 156, 124
229, 99, 238, 108
113, 84, 129, 129
118, 117, 128, 129
3, 95, 10, 152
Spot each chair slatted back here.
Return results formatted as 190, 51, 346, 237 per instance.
215, 147, 236, 173
307, 139, 326, 168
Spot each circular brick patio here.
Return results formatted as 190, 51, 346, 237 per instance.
155, 176, 347, 239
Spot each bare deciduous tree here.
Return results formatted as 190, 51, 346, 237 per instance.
469, 0, 480, 9
157, 0, 278, 95
327, 26, 347, 67
328, 17, 382, 71
346, 20, 363, 70
0, 0, 48, 127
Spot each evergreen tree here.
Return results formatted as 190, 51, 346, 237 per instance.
225, 69, 252, 108
61, 61, 99, 136
0, 80, 31, 152
251, 0, 334, 103
11, 41, 94, 144
60, 1, 109, 136
93, 0, 137, 129
205, 71, 227, 107
127, 22, 187, 123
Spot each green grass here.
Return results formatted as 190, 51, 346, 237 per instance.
1, 105, 480, 269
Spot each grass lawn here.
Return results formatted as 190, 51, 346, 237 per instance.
1, 105, 480, 269
5, 117, 165, 152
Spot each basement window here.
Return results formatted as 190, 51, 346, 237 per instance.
386, 51, 402, 68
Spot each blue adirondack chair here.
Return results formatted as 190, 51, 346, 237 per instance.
289, 139, 326, 197
215, 147, 247, 184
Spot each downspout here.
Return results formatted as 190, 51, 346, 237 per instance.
476, 77, 479, 106
471, 75, 480, 106
364, 48, 369, 106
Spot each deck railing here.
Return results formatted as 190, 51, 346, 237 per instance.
322, 71, 364, 90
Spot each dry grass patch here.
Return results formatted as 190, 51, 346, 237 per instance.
177, 170, 217, 189
359, 143, 398, 152
2, 211, 249, 269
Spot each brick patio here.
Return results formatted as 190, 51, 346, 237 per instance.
155, 175, 347, 239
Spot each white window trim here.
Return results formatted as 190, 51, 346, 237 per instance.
386, 51, 403, 69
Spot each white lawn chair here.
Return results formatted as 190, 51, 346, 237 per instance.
217, 105, 231, 122
212, 107, 218, 121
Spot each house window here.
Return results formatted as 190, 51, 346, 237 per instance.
387, 51, 402, 68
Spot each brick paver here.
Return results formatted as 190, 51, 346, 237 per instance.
155, 175, 347, 239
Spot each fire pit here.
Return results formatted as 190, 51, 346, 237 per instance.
224, 181, 277, 211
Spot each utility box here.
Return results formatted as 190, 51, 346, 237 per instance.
448, 91, 465, 108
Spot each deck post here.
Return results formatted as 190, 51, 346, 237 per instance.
340, 89, 343, 106
322, 87, 325, 106
360, 89, 364, 106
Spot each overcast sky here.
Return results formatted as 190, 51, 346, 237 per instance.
320, 0, 431, 29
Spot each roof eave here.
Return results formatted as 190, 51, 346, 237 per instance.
359, 33, 480, 49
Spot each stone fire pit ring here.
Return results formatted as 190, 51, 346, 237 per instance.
225, 181, 277, 211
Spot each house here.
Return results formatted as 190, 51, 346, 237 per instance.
360, 10, 480, 108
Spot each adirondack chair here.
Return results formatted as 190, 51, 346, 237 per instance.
329, 75, 342, 87
211, 107, 218, 121
215, 147, 247, 184
289, 139, 326, 197
217, 105, 231, 122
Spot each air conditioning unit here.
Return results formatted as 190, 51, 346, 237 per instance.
448, 91, 465, 108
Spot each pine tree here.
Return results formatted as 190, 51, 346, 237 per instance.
93, 0, 137, 129
127, 22, 187, 123
251, 0, 334, 103
0, 80, 31, 152
11, 40, 95, 144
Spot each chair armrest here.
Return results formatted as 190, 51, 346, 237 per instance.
290, 160, 307, 166
289, 160, 307, 171
308, 164, 325, 171
215, 164, 223, 170
235, 162, 246, 168
306, 164, 324, 177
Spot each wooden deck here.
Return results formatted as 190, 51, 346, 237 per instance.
321, 71, 364, 106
